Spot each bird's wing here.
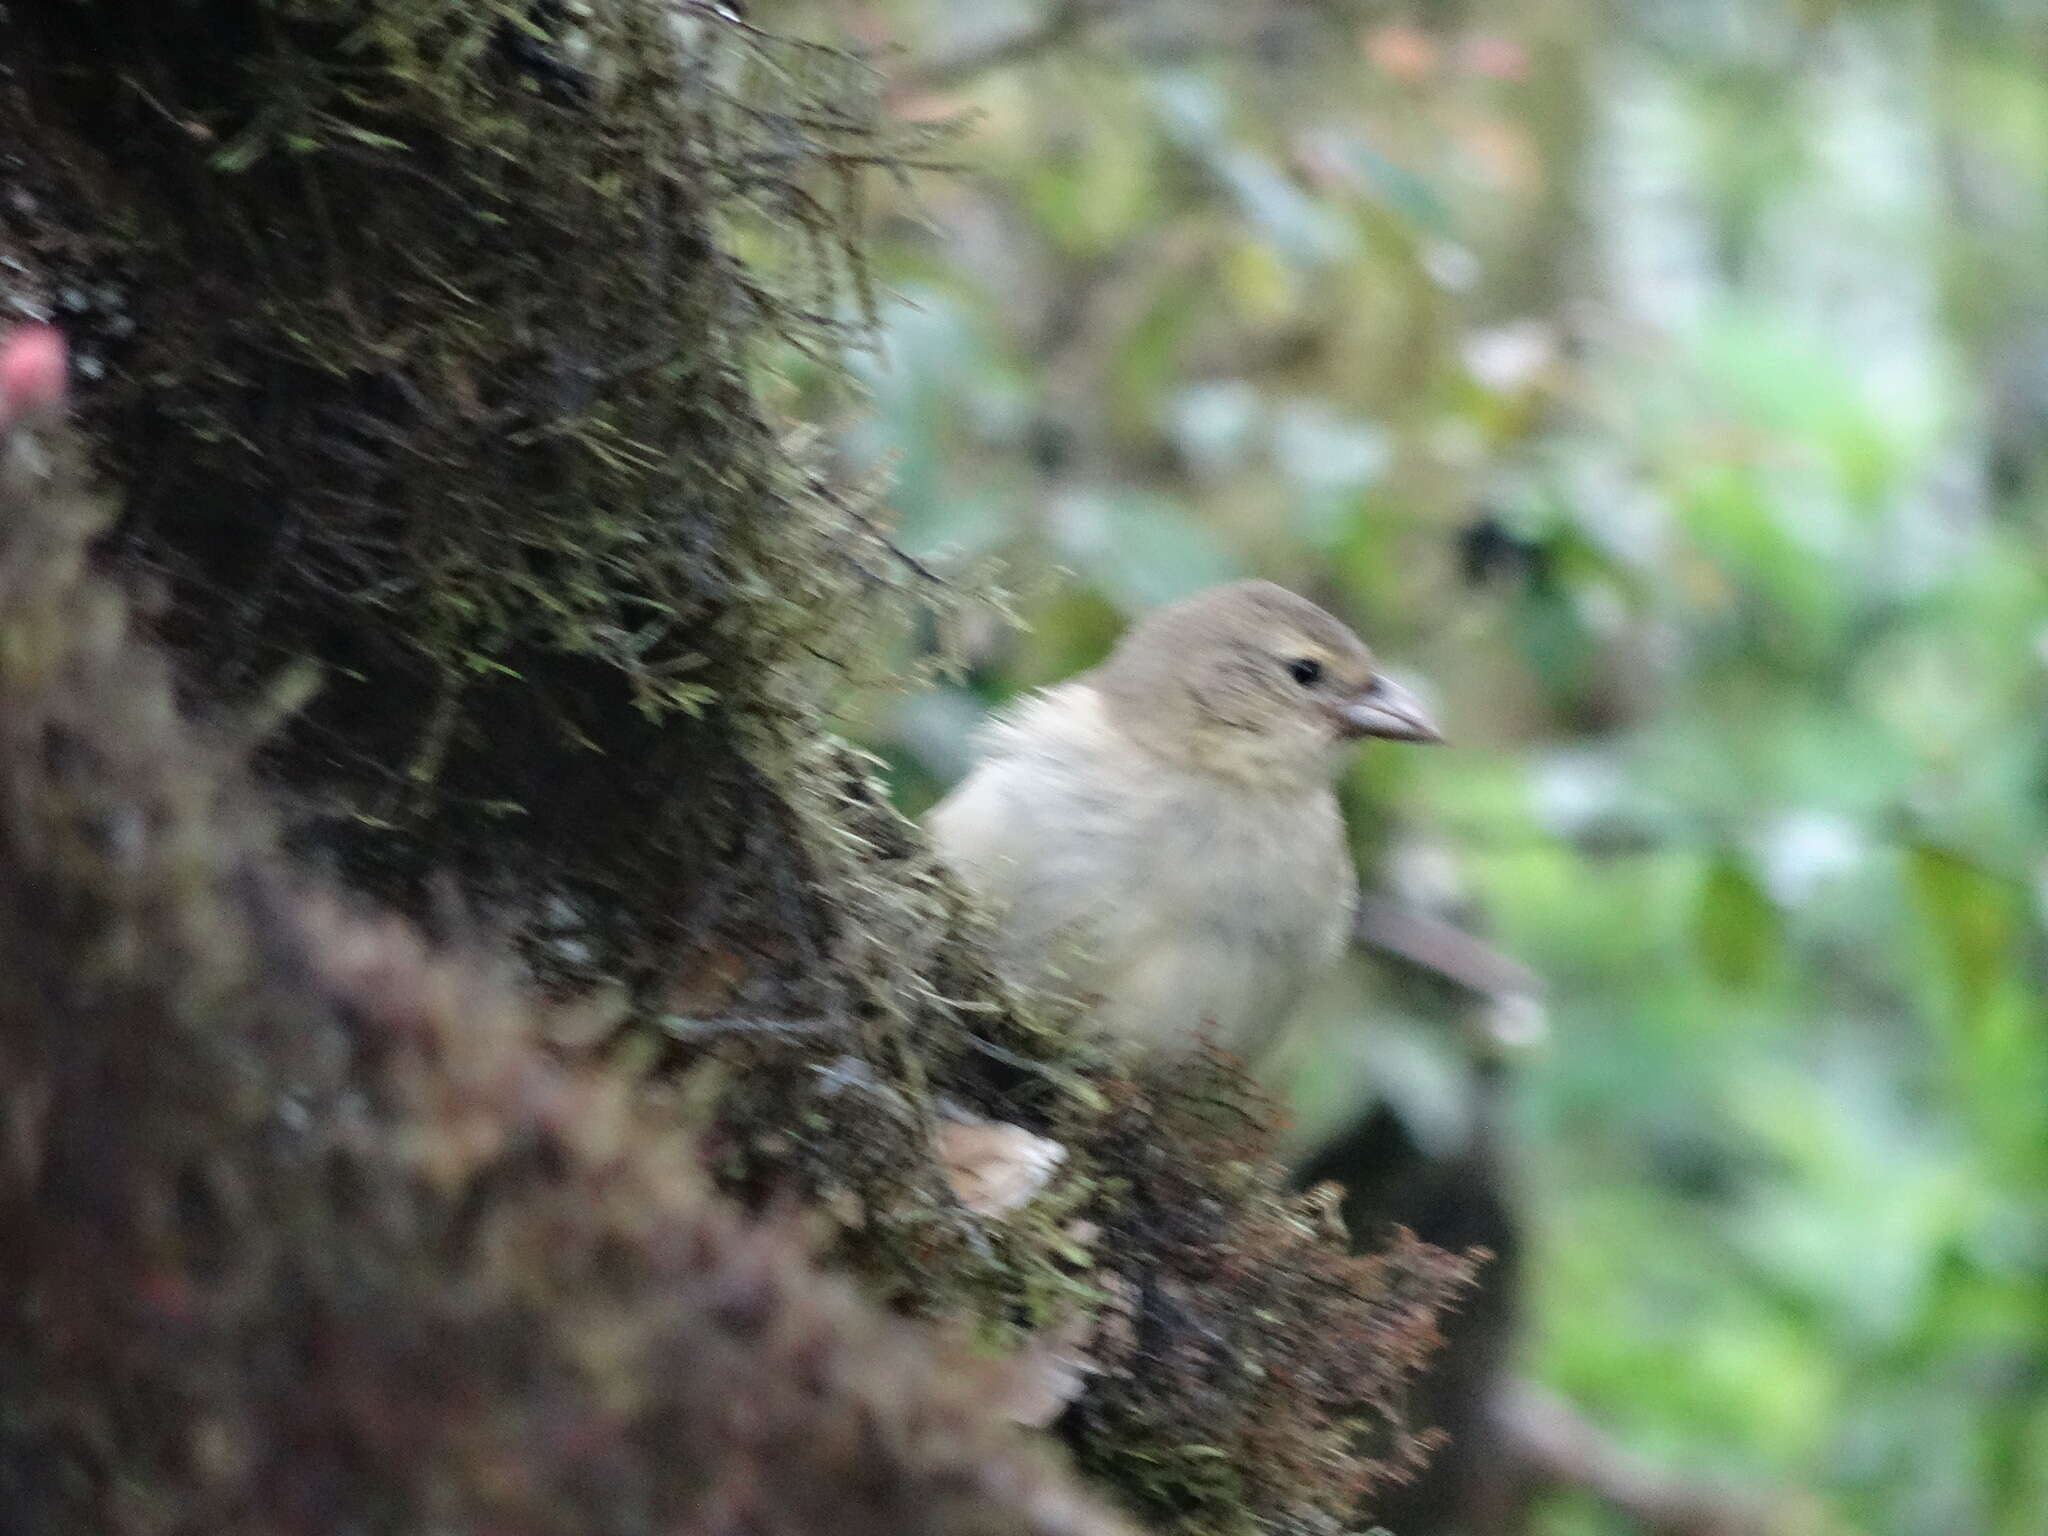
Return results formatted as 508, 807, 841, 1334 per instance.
926, 684, 1133, 976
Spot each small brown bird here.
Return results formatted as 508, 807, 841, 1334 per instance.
929, 580, 1441, 1059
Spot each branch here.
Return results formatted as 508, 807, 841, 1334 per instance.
901, 0, 1135, 91
1494, 1381, 1783, 1536
1352, 895, 1544, 1001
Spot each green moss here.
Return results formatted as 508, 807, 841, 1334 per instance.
1064, 1056, 1478, 1536
0, 348, 1146, 1530
9, 0, 959, 1012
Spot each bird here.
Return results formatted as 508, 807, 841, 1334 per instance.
928, 579, 1441, 1060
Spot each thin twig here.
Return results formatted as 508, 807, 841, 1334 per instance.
901, 0, 1136, 91
657, 1014, 848, 1042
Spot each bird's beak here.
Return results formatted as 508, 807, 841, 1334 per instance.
1335, 676, 1443, 744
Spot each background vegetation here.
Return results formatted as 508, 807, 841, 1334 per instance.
786, 2, 2048, 1533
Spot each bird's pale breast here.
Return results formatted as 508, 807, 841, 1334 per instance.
929, 684, 1355, 1057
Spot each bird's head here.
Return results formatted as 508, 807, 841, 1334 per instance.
1091, 579, 1441, 790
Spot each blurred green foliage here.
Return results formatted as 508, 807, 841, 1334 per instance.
773, 2, 2048, 1532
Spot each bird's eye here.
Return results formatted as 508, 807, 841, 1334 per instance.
1287, 657, 1324, 687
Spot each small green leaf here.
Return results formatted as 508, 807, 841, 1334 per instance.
330, 123, 409, 152
1696, 856, 1783, 989
209, 133, 268, 173
1906, 844, 2020, 1023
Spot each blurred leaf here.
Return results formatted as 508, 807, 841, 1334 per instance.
1676, 462, 1847, 662
1272, 401, 1391, 550
1023, 111, 1158, 255
1905, 844, 2021, 1024
1219, 237, 1301, 323
1270, 400, 1391, 492
1214, 149, 1351, 266
1696, 855, 1784, 989
1146, 70, 1232, 151
1329, 139, 1454, 232
1047, 488, 1239, 613
849, 291, 1025, 552
1105, 268, 1212, 434
1148, 73, 1349, 266
1166, 380, 1263, 479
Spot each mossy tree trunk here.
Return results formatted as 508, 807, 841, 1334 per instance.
5, 0, 912, 1017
